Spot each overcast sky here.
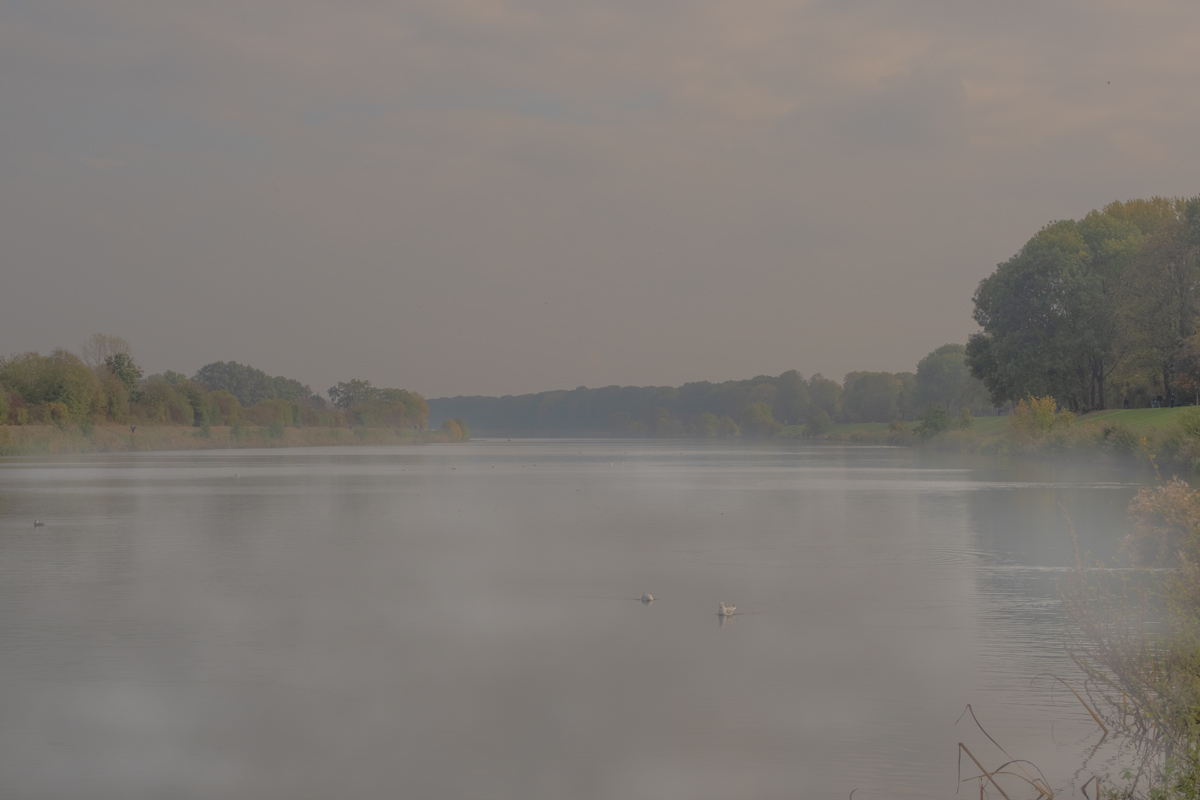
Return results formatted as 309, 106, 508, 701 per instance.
2, 0, 1199, 398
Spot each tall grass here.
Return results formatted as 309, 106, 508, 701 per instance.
1059, 494, 1200, 798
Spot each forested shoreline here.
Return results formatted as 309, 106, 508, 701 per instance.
428, 344, 991, 437
0, 334, 471, 453
430, 194, 1200, 443
4, 194, 1199, 453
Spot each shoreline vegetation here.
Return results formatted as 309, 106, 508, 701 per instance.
0, 334, 471, 457
806, 403, 1200, 474
424, 196, 1200, 474
3, 193, 1198, 468
1057, 481, 1200, 797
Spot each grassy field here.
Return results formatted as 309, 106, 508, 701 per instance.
1074, 406, 1196, 432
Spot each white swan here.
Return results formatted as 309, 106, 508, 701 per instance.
718, 602, 735, 616
641, 593, 653, 603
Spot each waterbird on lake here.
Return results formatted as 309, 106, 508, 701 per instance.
718, 602, 735, 616
33, 520, 44, 527
641, 593, 653, 603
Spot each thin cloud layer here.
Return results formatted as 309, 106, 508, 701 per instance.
2, 0, 1199, 395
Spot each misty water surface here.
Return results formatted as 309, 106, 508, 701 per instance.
0, 441, 1147, 799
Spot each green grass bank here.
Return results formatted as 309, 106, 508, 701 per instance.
788, 405, 1200, 474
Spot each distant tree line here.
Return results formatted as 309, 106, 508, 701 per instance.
0, 334, 429, 434
968, 196, 1200, 412
427, 345, 992, 437
23, 195, 1194, 443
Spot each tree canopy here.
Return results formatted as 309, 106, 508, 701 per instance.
192, 361, 315, 407
968, 196, 1200, 411
0, 338, 427, 433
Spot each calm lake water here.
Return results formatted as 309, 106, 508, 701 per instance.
0, 441, 1151, 799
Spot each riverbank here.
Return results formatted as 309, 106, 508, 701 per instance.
793, 406, 1200, 474
0, 424, 455, 456
795, 407, 1192, 444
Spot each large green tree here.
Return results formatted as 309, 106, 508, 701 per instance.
1117, 198, 1200, 394
967, 212, 1140, 412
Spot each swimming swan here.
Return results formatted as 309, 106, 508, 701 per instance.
641, 593, 653, 603
718, 602, 735, 616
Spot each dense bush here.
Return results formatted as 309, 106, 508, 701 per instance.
915, 403, 950, 439
0, 350, 103, 423
192, 361, 314, 407
136, 379, 194, 425
329, 380, 428, 428
804, 410, 832, 438
208, 391, 243, 425
349, 399, 406, 428
1002, 396, 1076, 451
99, 371, 130, 421
6, 391, 29, 425
440, 418, 470, 442
244, 398, 295, 427
174, 380, 219, 426
46, 401, 69, 429
1124, 478, 1200, 568
693, 412, 719, 437
741, 402, 783, 438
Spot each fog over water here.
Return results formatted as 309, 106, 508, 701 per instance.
0, 441, 1143, 798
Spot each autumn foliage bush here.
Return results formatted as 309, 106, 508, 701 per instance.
1124, 478, 1200, 569
1006, 396, 1074, 438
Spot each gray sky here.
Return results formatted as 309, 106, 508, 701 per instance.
2, 0, 1199, 398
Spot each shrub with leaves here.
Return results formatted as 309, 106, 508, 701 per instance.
915, 403, 950, 439
1124, 478, 1200, 568
0, 350, 102, 423
804, 409, 832, 438
46, 401, 69, 429
1001, 397, 1078, 454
